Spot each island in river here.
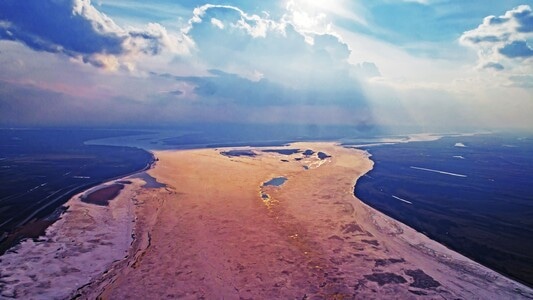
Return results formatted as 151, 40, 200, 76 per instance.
0, 142, 530, 299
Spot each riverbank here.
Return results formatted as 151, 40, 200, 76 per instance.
0, 128, 155, 255
73, 142, 532, 299
0, 178, 143, 299
353, 133, 533, 286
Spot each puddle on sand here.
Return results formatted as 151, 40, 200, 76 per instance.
263, 177, 287, 187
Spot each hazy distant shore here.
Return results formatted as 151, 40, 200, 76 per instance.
1, 143, 531, 299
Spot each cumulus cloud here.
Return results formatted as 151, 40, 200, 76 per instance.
460, 5, 533, 63
0, 2, 384, 128
185, 4, 363, 90
188, 4, 275, 38
0, 0, 188, 70
460, 5, 533, 90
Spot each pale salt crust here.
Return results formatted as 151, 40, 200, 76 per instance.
0, 178, 142, 299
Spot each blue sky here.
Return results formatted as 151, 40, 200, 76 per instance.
0, 0, 532, 131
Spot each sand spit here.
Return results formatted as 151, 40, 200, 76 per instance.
3, 143, 532, 299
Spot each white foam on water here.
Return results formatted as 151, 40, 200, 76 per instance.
392, 195, 412, 204
410, 166, 467, 178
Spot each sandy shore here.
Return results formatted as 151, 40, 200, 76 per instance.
1, 142, 532, 299
0, 178, 143, 299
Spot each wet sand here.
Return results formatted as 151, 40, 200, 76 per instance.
81, 183, 125, 206
2, 143, 532, 299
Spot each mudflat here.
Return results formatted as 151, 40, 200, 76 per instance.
76, 143, 531, 299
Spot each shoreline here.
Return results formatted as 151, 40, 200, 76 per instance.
353, 133, 533, 287
0, 151, 155, 256
351, 184, 533, 298
1, 143, 532, 298
0, 176, 144, 299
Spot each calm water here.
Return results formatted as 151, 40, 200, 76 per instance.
352, 133, 533, 286
263, 177, 288, 187
0, 129, 153, 253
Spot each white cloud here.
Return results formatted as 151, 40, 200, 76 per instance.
460, 5, 533, 66
1, 1, 530, 130
188, 4, 279, 39
184, 4, 361, 90
459, 5, 533, 90
0, 0, 190, 71
210, 18, 225, 29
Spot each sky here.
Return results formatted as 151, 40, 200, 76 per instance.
0, 0, 532, 132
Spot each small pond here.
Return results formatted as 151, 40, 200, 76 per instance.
263, 177, 287, 187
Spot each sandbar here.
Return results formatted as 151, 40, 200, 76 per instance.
76, 142, 532, 299
2, 142, 531, 299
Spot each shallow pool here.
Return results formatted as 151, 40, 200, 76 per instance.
263, 177, 287, 187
